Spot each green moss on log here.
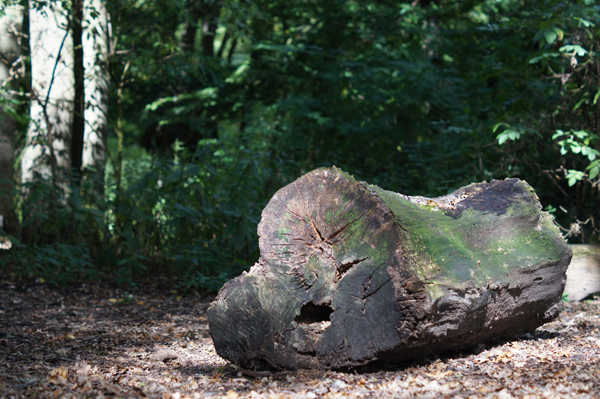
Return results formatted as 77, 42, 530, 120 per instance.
371, 180, 567, 293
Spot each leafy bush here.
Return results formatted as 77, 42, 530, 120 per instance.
1, 131, 293, 292
493, 0, 600, 242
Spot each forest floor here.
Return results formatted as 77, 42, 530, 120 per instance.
0, 278, 599, 399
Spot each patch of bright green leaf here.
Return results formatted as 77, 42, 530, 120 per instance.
587, 160, 600, 180
566, 170, 585, 187
559, 45, 588, 56
529, 51, 561, 64
533, 26, 564, 45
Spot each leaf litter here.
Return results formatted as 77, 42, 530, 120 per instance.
0, 278, 599, 398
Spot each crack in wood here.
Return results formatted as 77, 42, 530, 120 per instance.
310, 216, 324, 242
339, 257, 368, 273
338, 198, 355, 222
361, 269, 406, 301
284, 206, 305, 221
334, 257, 369, 282
327, 222, 350, 243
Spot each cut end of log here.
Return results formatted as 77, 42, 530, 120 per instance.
208, 167, 571, 370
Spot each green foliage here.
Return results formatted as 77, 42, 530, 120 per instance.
3, 133, 287, 291
13, 243, 98, 285
4, 0, 600, 293
3, 178, 105, 285
490, 0, 600, 241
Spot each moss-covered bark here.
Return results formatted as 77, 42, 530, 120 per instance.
208, 167, 571, 370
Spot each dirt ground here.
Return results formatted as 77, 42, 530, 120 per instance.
0, 278, 599, 399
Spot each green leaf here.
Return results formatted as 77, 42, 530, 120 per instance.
554, 27, 564, 41
528, 51, 560, 64
225, 62, 250, 84
552, 130, 566, 140
573, 98, 587, 111
573, 130, 589, 139
171, 138, 185, 153
497, 132, 509, 145
587, 149, 600, 161
508, 130, 520, 140
586, 160, 600, 170
594, 88, 600, 105
537, 27, 563, 45
589, 166, 600, 180
492, 122, 510, 133
497, 128, 522, 144
576, 18, 595, 28
559, 45, 588, 56
571, 144, 582, 154
566, 170, 585, 184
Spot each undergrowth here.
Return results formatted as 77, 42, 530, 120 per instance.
0, 137, 291, 294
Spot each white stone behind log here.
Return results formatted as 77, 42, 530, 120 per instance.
565, 244, 600, 301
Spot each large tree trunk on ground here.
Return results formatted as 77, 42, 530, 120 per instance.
21, 0, 74, 189
81, 0, 110, 187
208, 167, 572, 370
0, 5, 23, 235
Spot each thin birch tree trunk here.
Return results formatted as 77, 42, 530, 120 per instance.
21, 0, 74, 191
0, 5, 23, 235
81, 0, 110, 187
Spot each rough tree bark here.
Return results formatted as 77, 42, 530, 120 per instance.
0, 4, 23, 235
208, 167, 572, 370
21, 0, 74, 189
81, 0, 110, 185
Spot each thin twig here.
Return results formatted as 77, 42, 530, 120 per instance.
541, 169, 570, 198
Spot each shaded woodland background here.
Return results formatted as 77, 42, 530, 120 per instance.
0, 0, 599, 293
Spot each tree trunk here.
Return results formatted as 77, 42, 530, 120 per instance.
0, 5, 23, 236
201, 19, 216, 58
179, 0, 204, 53
72, 0, 85, 179
21, 0, 74, 190
208, 167, 572, 370
81, 0, 110, 188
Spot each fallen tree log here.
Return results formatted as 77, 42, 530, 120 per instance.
564, 244, 600, 301
208, 167, 572, 370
